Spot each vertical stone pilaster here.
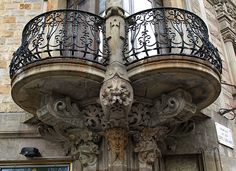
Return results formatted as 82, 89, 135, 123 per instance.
224, 39, 236, 85
106, 128, 128, 171
99, 2, 133, 171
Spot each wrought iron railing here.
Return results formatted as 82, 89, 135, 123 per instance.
10, 9, 108, 78
123, 8, 222, 73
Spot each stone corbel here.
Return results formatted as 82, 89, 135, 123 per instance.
150, 89, 197, 127
37, 95, 84, 128
100, 75, 133, 128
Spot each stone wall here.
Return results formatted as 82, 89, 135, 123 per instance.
0, 0, 65, 161
0, 0, 236, 171
167, 1, 236, 171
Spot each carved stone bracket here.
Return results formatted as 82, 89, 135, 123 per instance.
100, 75, 133, 128
36, 95, 100, 167
150, 89, 197, 127
37, 95, 84, 128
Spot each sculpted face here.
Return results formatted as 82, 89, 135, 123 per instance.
106, 128, 128, 161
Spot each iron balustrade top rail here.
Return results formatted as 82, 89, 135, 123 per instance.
9, 9, 109, 79
123, 7, 222, 73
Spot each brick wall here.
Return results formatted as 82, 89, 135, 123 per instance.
0, 0, 44, 112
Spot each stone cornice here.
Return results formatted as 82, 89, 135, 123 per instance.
210, 0, 236, 43
221, 27, 236, 43
213, 0, 236, 19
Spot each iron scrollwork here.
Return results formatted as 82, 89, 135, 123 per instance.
123, 8, 222, 73
10, 9, 109, 78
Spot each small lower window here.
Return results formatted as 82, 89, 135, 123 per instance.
0, 165, 69, 171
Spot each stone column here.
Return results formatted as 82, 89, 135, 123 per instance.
99, 1, 133, 171
224, 37, 236, 85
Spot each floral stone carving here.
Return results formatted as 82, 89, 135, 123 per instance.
100, 75, 133, 128
134, 127, 169, 165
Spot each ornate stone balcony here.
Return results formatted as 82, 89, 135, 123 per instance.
124, 8, 222, 110
9, 7, 222, 171
10, 9, 108, 114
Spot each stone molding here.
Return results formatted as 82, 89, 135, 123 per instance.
212, 0, 236, 43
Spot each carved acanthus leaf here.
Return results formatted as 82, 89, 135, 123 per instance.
83, 105, 104, 130
134, 127, 169, 165
128, 103, 151, 130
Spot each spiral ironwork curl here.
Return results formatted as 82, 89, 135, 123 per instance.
10, 9, 109, 78
123, 8, 222, 73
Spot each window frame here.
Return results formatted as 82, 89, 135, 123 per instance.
0, 161, 72, 171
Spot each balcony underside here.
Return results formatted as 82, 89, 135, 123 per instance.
11, 58, 106, 115
128, 55, 221, 110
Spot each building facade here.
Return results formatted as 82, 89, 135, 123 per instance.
0, 0, 236, 171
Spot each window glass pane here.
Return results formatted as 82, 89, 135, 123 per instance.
2, 169, 31, 171
37, 166, 68, 171
133, 0, 152, 13
1, 166, 69, 171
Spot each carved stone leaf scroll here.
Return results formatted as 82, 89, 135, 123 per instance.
150, 89, 197, 127
134, 127, 169, 165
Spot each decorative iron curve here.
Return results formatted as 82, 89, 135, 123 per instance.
10, 9, 109, 78
123, 8, 222, 73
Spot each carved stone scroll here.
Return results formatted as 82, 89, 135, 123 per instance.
37, 95, 84, 128
150, 89, 197, 127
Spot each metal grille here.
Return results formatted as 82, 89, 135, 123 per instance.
123, 7, 222, 73
9, 9, 108, 78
